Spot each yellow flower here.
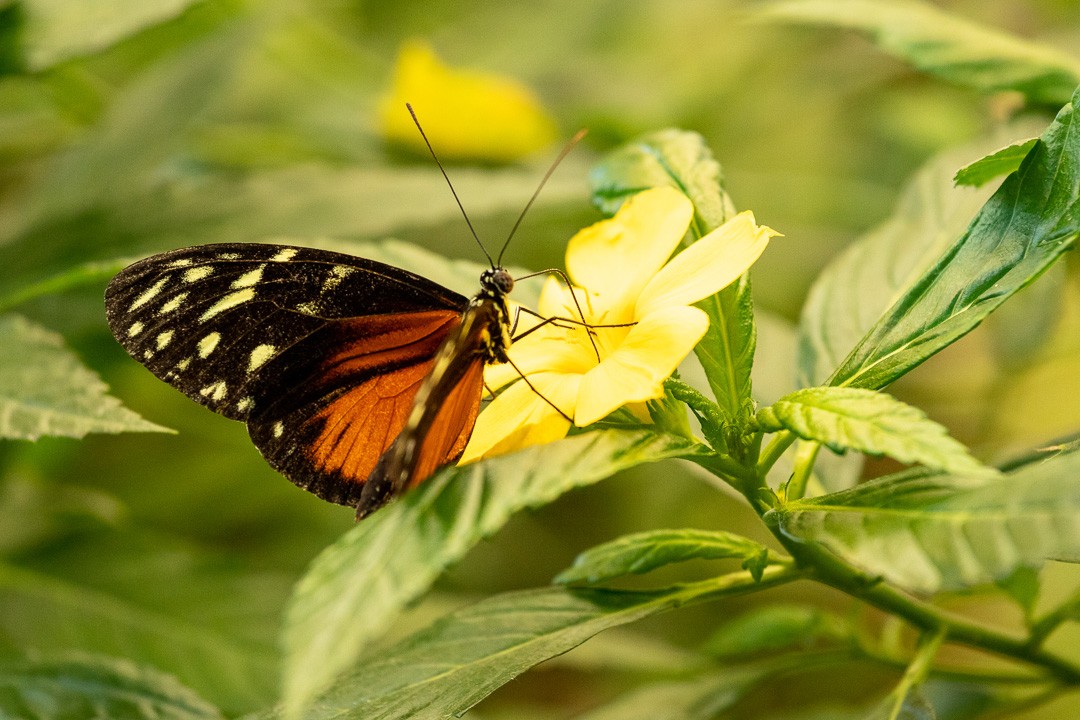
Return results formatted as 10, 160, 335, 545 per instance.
379, 40, 558, 162
460, 186, 779, 462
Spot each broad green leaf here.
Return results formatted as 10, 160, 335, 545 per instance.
768, 446, 1080, 594
281, 430, 705, 718
796, 125, 1048, 388
21, 0, 205, 70
555, 529, 773, 585
818, 88, 1080, 390
704, 604, 849, 658
953, 138, 1037, 188
0, 563, 275, 712
0, 654, 222, 720
274, 568, 797, 720
589, 131, 754, 441
756, 387, 994, 478
572, 668, 768, 720
0, 314, 170, 440
758, 0, 1080, 106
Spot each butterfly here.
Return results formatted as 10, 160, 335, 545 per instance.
105, 243, 517, 518
105, 106, 585, 519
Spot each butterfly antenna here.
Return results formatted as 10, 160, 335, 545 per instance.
496, 128, 588, 267
407, 103, 495, 268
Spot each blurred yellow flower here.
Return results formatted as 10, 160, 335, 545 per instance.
380, 40, 558, 162
460, 186, 779, 462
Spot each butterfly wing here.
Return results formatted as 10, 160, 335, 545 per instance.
105, 243, 469, 505
357, 298, 503, 518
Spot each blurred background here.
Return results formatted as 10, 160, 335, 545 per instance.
1, 0, 1079, 717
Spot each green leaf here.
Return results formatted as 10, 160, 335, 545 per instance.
757, 0, 1080, 105
0, 314, 170, 440
704, 604, 850, 659
815, 88, 1080, 390
796, 139, 1000, 387
273, 568, 796, 720
953, 138, 1037, 187
768, 446, 1080, 594
20, 0, 205, 70
756, 387, 994, 478
554, 529, 774, 585
281, 430, 705, 718
589, 131, 754, 439
0, 562, 275, 712
0, 654, 222, 720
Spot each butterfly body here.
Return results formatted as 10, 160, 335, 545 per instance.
105, 243, 513, 517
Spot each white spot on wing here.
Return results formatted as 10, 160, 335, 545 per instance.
198, 332, 221, 358
220, 253, 241, 260
248, 344, 275, 373
160, 293, 187, 314
272, 422, 284, 438
128, 321, 144, 337
236, 397, 254, 413
177, 357, 191, 371
156, 331, 174, 349
167, 258, 193, 268
200, 288, 255, 322
200, 381, 227, 402
143, 349, 154, 359
130, 277, 168, 311
271, 248, 298, 262
232, 264, 266, 289
296, 301, 320, 315
183, 266, 214, 282
322, 265, 355, 292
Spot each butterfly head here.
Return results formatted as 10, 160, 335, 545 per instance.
480, 267, 514, 297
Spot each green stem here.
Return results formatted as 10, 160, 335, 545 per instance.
785, 441, 820, 502
756, 430, 795, 476
1028, 594, 1080, 649
880, 629, 944, 718
788, 539, 1080, 684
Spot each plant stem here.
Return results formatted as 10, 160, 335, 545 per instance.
785, 440, 820, 502
787, 538, 1080, 684
756, 430, 795, 477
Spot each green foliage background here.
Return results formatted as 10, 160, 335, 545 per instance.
1, 0, 1080, 718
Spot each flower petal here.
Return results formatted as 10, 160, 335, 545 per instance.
459, 372, 579, 463
575, 305, 709, 426
635, 211, 778, 317
565, 187, 692, 310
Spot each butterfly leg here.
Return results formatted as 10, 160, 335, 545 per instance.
504, 355, 573, 422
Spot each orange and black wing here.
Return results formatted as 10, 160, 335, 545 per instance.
105, 243, 469, 507
357, 299, 502, 517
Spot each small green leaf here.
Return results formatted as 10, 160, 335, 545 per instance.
758, 0, 1080, 106
822, 86, 1080, 390
0, 654, 222, 720
271, 568, 797, 720
704, 604, 850, 659
281, 430, 705, 719
769, 446, 1080, 594
0, 314, 171, 440
555, 529, 774, 585
756, 387, 994, 478
997, 566, 1040, 621
953, 138, 1038, 187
